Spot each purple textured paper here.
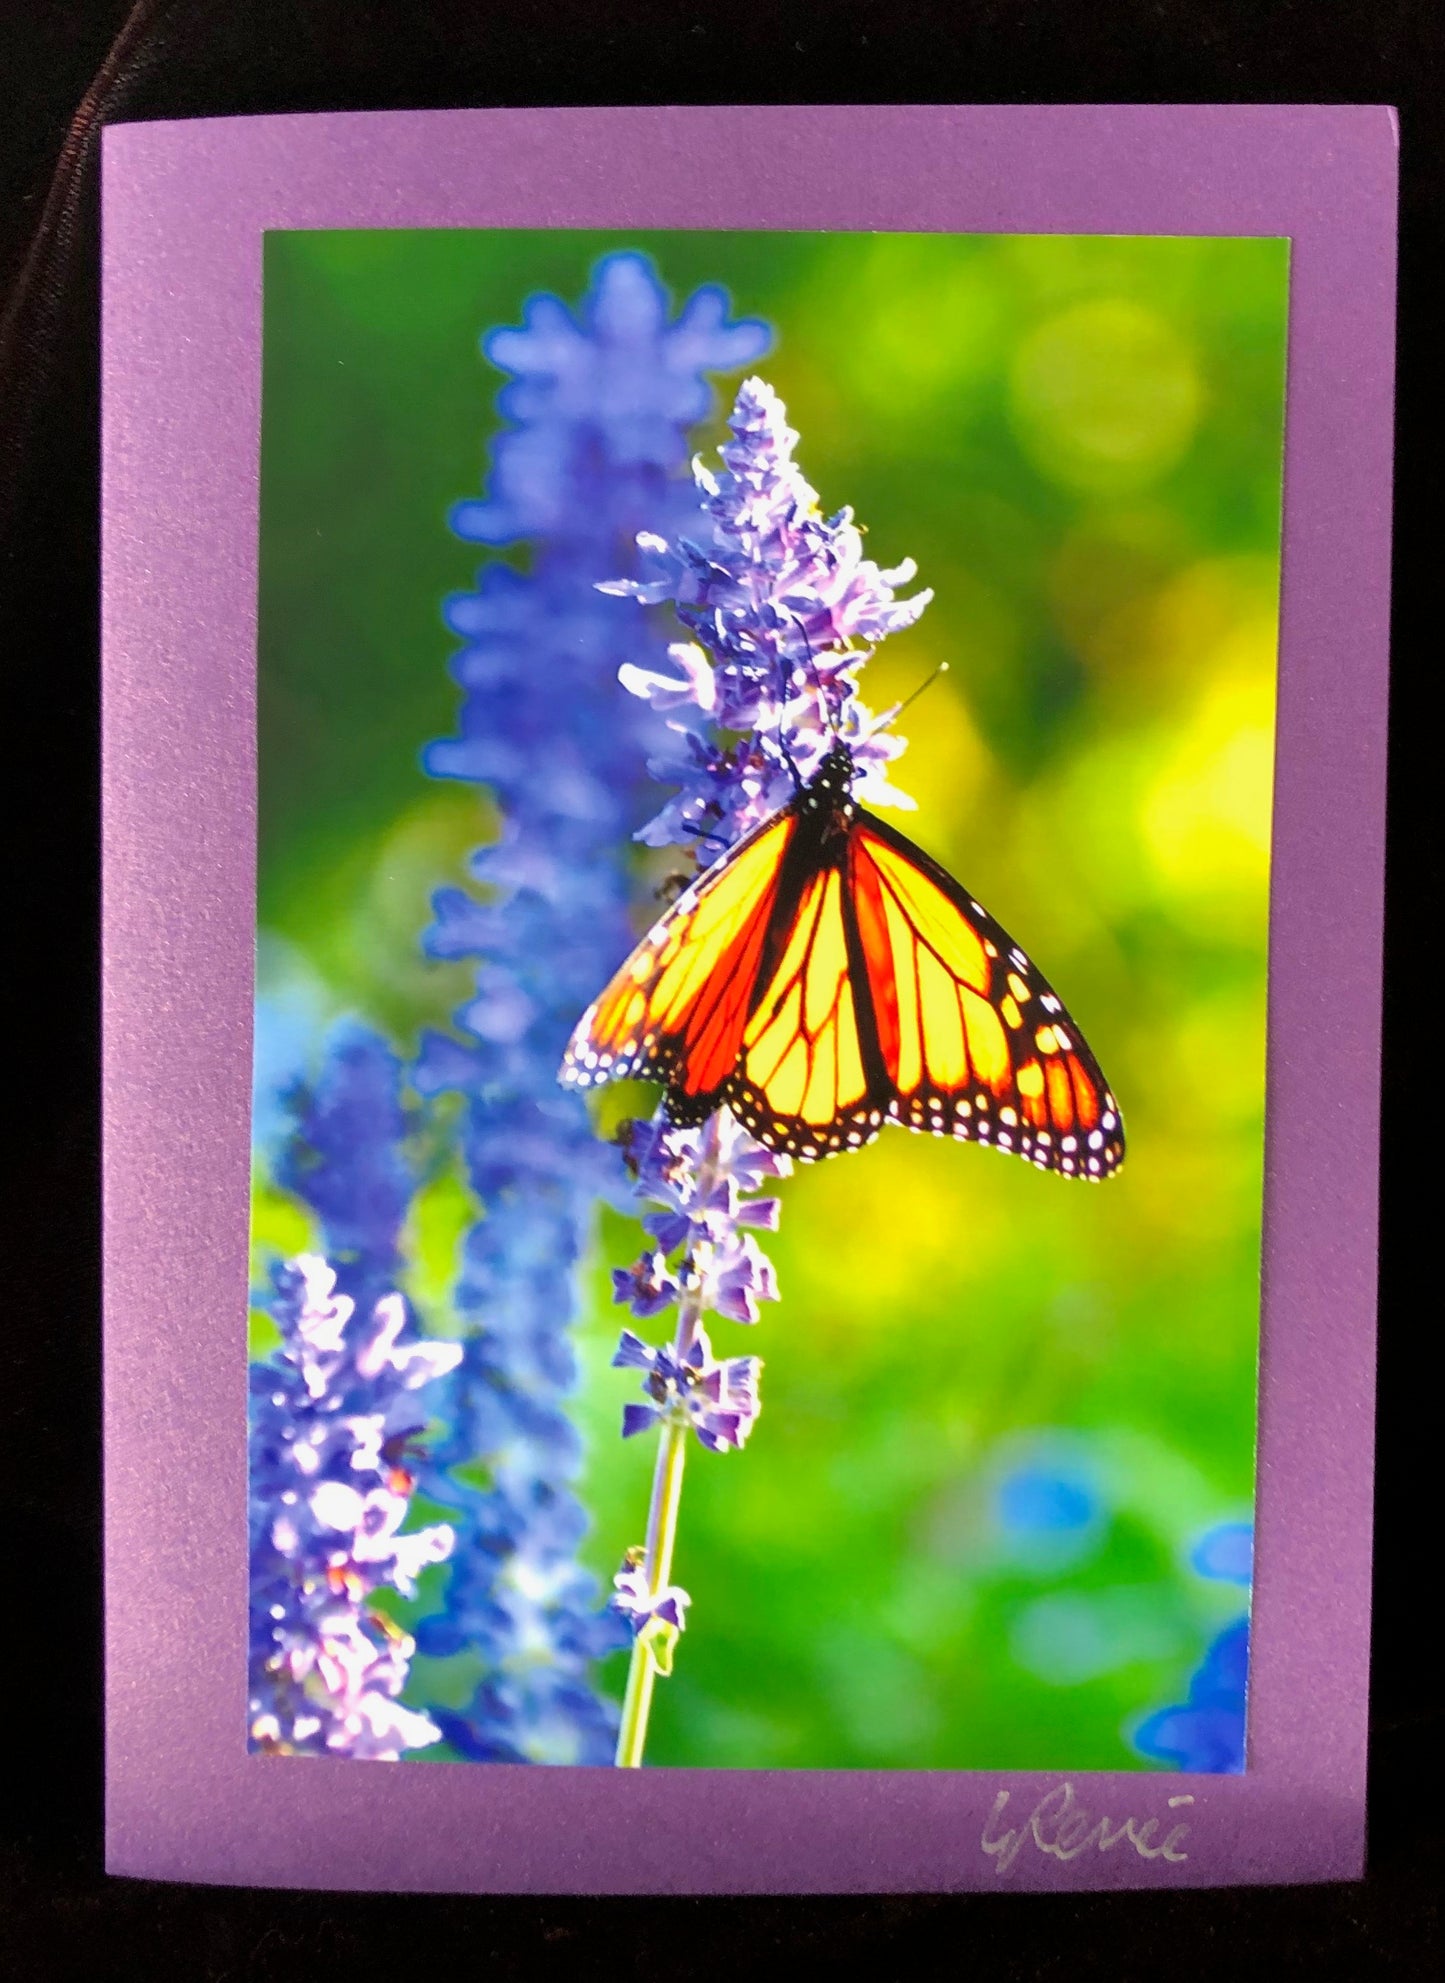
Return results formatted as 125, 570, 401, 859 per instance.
102, 104, 1395, 1893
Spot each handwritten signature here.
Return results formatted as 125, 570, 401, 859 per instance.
981, 1783, 1193, 1875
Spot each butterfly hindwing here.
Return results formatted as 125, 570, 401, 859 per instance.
849, 811, 1124, 1179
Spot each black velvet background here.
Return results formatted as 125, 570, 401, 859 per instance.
1, 3, 1437, 1974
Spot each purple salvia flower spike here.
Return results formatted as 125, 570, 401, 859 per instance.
596, 379, 930, 1766
607, 375, 931, 846
250, 1024, 477, 1759
248, 1254, 461, 1761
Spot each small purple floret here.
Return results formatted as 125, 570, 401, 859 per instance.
611, 1322, 762, 1454
611, 1551, 693, 1639
612, 1250, 680, 1319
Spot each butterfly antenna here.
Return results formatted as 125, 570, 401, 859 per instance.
864, 659, 949, 740
783, 609, 840, 741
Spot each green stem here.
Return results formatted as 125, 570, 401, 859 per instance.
613, 1112, 723, 1769
614, 1414, 688, 1768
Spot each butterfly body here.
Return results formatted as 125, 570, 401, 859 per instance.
561, 743, 1124, 1177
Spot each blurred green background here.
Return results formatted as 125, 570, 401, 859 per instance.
254, 229, 1287, 1770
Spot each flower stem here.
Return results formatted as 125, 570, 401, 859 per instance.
614, 1414, 688, 1767
614, 1113, 725, 1768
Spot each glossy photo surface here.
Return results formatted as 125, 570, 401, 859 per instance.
249, 227, 1286, 1774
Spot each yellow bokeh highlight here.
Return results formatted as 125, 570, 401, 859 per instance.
1009, 300, 1202, 493
786, 1138, 1012, 1342
1140, 627, 1277, 921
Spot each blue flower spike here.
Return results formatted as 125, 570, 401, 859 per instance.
415, 252, 770, 1765
1134, 1520, 1253, 1774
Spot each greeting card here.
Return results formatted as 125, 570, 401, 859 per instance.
102, 103, 1395, 1892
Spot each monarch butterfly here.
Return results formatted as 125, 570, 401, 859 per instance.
560, 740, 1124, 1178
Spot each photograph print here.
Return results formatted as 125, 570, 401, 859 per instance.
247, 227, 1286, 1774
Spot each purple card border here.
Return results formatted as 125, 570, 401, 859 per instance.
102, 104, 1395, 1894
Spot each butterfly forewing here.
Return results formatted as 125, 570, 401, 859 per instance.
559, 811, 794, 1097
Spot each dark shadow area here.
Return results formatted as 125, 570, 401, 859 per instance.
2, 1, 1437, 1973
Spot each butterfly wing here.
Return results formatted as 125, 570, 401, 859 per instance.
560, 809, 796, 1111
848, 811, 1125, 1179
718, 844, 884, 1160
